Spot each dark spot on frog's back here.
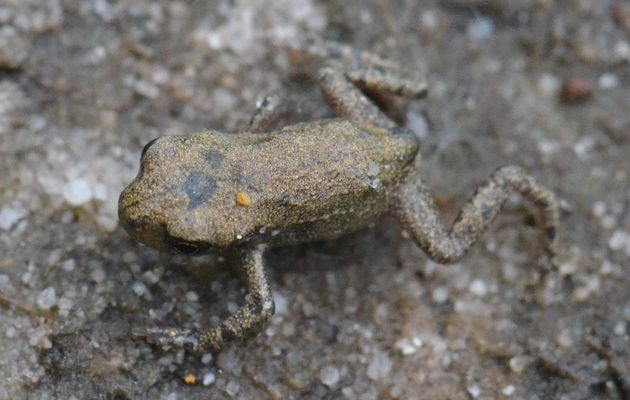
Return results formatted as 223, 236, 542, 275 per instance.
184, 172, 217, 210
205, 151, 224, 169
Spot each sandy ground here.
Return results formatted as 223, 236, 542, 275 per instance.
0, 0, 628, 399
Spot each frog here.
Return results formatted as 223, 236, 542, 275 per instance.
118, 40, 562, 354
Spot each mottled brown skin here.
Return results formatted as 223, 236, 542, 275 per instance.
119, 41, 561, 354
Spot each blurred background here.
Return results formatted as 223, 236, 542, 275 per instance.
0, 1, 628, 399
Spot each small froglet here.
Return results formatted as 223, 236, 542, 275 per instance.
118, 41, 562, 354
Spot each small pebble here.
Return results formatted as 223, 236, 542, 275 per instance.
467, 17, 494, 40
560, 76, 591, 104
431, 286, 449, 304
614, 41, 630, 60
556, 330, 573, 348
225, 381, 240, 396
0, 27, 30, 70
502, 385, 515, 396
469, 279, 488, 297
0, 203, 27, 231
592, 201, 606, 217
132, 281, 147, 296
58, 297, 73, 316
467, 385, 481, 398
613, 322, 626, 336
601, 215, 616, 230
90, 267, 106, 283
538, 139, 560, 156
599, 260, 616, 275
62, 179, 93, 206
598, 73, 619, 89
573, 276, 600, 302
61, 259, 76, 272
273, 291, 288, 315
395, 338, 418, 355
509, 355, 533, 374
227, 301, 239, 314
366, 352, 392, 381
202, 372, 216, 386
201, 353, 213, 364
29, 326, 52, 348
36, 287, 57, 310
608, 230, 628, 251
573, 136, 596, 159
420, 10, 438, 31
142, 270, 160, 285
558, 261, 577, 276
319, 365, 340, 388
185, 291, 199, 302
0, 275, 15, 296
407, 111, 429, 139
537, 74, 560, 97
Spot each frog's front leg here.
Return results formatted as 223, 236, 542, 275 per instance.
396, 165, 561, 264
132, 244, 274, 354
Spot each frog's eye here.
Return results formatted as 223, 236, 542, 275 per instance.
166, 236, 210, 256
140, 138, 159, 161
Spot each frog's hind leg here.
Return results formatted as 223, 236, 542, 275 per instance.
276, 39, 427, 129
319, 65, 395, 129
132, 244, 275, 354
396, 165, 561, 264
344, 62, 428, 100
320, 66, 428, 128
319, 58, 426, 129
286, 39, 428, 98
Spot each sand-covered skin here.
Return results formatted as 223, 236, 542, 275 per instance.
0, 1, 628, 399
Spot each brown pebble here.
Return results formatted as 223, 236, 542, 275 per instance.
183, 374, 197, 384
560, 76, 591, 104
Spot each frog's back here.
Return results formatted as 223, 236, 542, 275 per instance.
226, 118, 418, 245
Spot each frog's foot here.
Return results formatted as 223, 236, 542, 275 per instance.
397, 165, 562, 264
131, 327, 199, 352
132, 245, 275, 355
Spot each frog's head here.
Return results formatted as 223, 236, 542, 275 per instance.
118, 133, 256, 256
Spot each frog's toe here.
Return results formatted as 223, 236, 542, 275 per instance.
131, 327, 198, 352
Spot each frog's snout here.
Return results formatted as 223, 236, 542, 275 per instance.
118, 183, 147, 237
118, 180, 169, 251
